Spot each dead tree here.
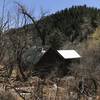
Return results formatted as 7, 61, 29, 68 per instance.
7, 28, 27, 81
0, 0, 8, 62
16, 2, 48, 46
0, 0, 11, 78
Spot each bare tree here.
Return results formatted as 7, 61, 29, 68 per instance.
3, 2, 34, 81
16, 2, 49, 46
0, 0, 7, 62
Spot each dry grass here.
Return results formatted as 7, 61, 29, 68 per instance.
0, 91, 16, 100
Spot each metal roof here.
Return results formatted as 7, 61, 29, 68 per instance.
42, 49, 81, 59
57, 50, 81, 59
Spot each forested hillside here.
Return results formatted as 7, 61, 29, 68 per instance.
7, 5, 100, 50
42, 5, 100, 42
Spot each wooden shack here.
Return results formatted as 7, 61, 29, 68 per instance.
33, 48, 81, 78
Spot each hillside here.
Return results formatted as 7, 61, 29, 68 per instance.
7, 5, 100, 50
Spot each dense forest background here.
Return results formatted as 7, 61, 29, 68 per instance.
7, 5, 100, 50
